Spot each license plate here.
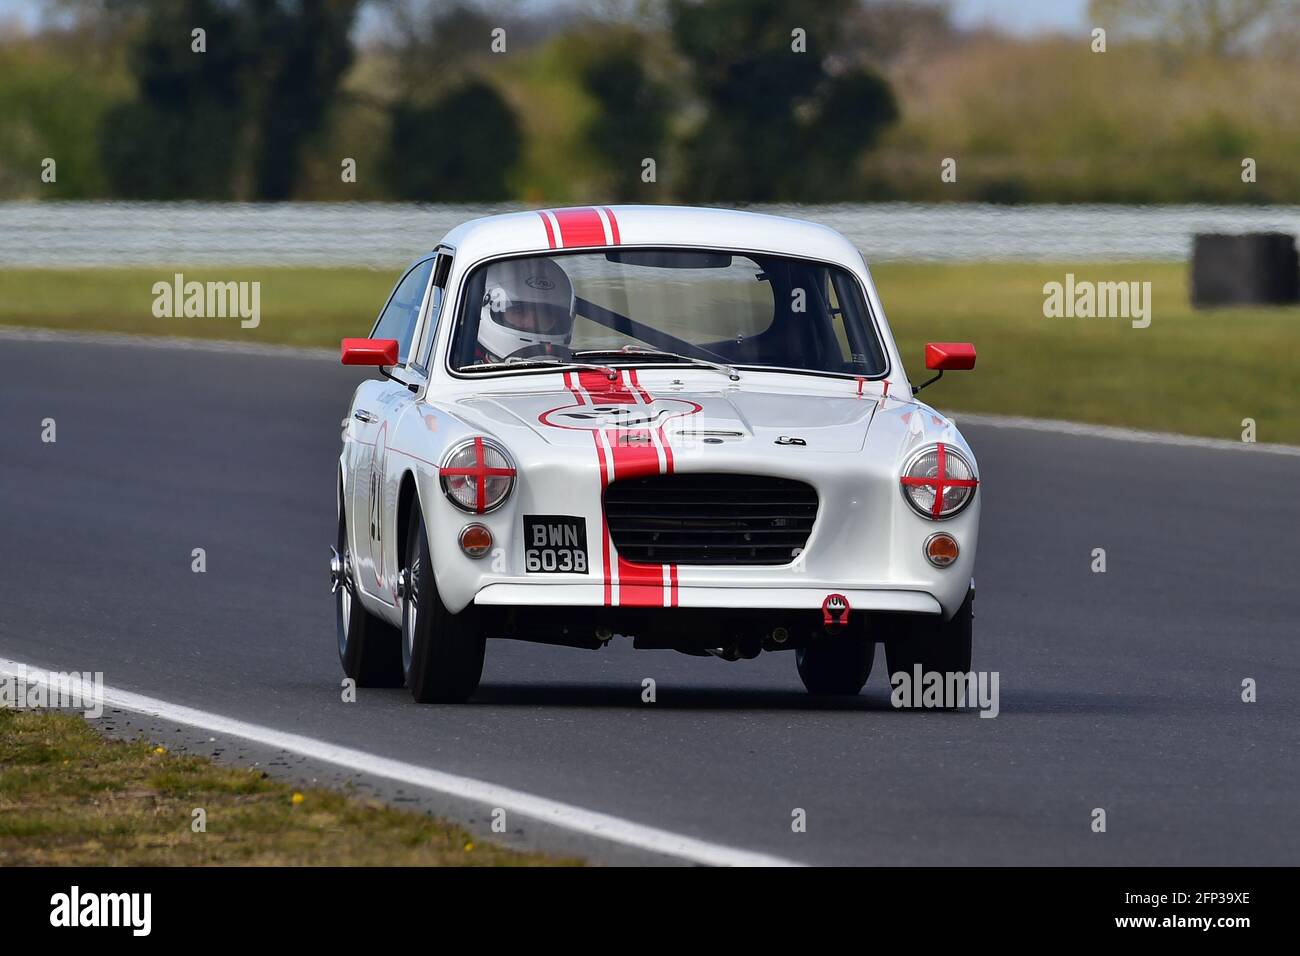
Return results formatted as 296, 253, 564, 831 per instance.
523, 516, 588, 574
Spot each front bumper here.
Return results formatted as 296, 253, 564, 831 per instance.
475, 583, 941, 614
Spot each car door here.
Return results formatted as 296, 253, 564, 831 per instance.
351, 256, 435, 606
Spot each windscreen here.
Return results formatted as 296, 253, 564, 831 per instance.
450, 249, 886, 376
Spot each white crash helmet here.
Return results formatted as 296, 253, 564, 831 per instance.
476, 257, 576, 362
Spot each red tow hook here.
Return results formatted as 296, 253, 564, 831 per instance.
821, 593, 851, 632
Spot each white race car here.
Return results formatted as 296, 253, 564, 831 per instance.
332, 206, 980, 702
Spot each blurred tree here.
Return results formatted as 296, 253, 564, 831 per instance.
98, 0, 360, 199
849, 0, 957, 73
383, 80, 522, 200
667, 0, 898, 201
1089, 0, 1300, 56
0, 40, 124, 198
99, 0, 245, 198
374, 0, 569, 81
245, 0, 361, 199
377, 0, 497, 78
574, 30, 673, 199
374, 2, 527, 200
854, 0, 954, 58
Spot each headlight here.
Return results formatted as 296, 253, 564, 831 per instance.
900, 443, 978, 520
439, 437, 516, 514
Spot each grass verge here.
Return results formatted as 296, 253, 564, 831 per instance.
0, 708, 576, 866
3, 261, 1297, 443
876, 261, 1298, 445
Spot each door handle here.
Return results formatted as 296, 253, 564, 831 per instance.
353, 409, 377, 424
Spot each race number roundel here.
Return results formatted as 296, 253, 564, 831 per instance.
539, 398, 701, 432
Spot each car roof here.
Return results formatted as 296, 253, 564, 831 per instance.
437, 205, 866, 271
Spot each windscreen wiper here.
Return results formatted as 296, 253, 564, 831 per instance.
573, 346, 741, 381
460, 356, 618, 380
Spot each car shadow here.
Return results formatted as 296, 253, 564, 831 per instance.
471, 682, 897, 712
469, 683, 1181, 716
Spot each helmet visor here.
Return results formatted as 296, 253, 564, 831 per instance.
490, 299, 573, 336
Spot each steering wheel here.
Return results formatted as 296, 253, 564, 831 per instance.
504, 343, 572, 362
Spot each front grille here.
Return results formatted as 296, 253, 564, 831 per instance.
604, 473, 818, 566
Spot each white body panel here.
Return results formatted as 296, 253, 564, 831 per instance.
338, 206, 980, 627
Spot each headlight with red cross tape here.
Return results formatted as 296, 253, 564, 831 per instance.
899, 442, 978, 520
438, 437, 517, 514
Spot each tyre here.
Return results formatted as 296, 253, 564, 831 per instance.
335, 501, 404, 687
884, 587, 974, 694
402, 503, 486, 703
796, 628, 875, 695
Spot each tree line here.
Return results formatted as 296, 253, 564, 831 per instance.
10, 0, 1299, 204
77, 0, 901, 202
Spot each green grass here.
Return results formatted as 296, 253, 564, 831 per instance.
2, 261, 1297, 443
0, 708, 575, 865
0, 267, 393, 350
874, 261, 1298, 444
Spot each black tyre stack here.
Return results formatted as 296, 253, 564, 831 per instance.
1191, 232, 1299, 307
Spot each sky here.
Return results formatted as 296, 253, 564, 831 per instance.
0, 0, 1092, 37
951, 0, 1089, 35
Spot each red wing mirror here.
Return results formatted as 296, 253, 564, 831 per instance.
924, 342, 976, 371
914, 342, 975, 395
341, 338, 399, 366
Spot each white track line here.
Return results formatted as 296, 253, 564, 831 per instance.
6, 325, 1296, 456
0, 325, 334, 360
0, 658, 801, 868
954, 412, 1300, 457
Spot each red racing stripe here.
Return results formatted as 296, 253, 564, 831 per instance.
570, 371, 630, 604
562, 370, 586, 404
593, 432, 613, 604
564, 372, 610, 601
627, 368, 652, 403
608, 431, 660, 479
616, 559, 667, 606
609, 372, 677, 607
602, 206, 621, 244
538, 211, 557, 249
568, 370, 680, 608
574, 369, 627, 398
610, 423, 667, 607
630, 369, 674, 473
553, 207, 607, 248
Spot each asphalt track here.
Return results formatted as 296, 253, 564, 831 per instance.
3, 332, 1298, 865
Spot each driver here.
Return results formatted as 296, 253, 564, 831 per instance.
475, 257, 576, 363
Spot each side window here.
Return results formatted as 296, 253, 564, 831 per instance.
372, 258, 434, 364
415, 252, 453, 371
829, 271, 885, 374
827, 278, 852, 359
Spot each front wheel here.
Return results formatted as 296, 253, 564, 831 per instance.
336, 502, 404, 687
796, 629, 875, 695
884, 587, 974, 685
402, 503, 486, 703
